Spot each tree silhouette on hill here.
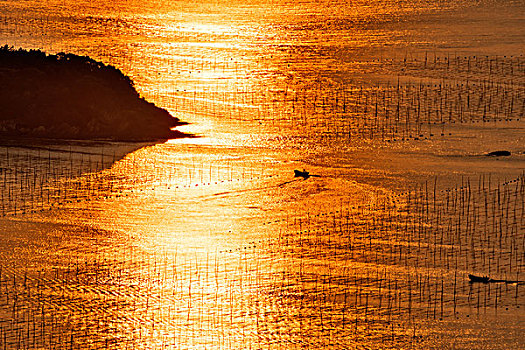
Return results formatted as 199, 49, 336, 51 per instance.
0, 46, 187, 141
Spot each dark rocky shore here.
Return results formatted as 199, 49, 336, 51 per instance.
0, 46, 187, 141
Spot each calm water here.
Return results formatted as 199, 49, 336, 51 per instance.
0, 0, 524, 349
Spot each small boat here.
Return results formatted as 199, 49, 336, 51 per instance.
468, 274, 524, 284
468, 274, 490, 283
486, 150, 511, 157
294, 169, 310, 179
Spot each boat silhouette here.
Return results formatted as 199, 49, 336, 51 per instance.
468, 274, 490, 283
469, 274, 524, 284
294, 169, 310, 179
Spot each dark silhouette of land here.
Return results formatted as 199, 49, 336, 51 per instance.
0, 46, 188, 141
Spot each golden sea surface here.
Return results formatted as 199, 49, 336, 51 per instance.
0, 0, 524, 348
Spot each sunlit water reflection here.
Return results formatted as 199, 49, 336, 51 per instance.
0, 0, 524, 349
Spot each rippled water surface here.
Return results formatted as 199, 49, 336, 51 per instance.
0, 0, 524, 349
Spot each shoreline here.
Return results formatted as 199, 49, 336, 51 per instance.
0, 46, 190, 142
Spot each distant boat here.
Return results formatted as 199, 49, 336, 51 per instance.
468, 274, 524, 284
486, 150, 511, 157
468, 274, 490, 283
294, 169, 310, 179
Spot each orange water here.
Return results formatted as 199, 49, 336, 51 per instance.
0, 0, 524, 348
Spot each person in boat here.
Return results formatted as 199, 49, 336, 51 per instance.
294, 169, 310, 179
468, 274, 490, 283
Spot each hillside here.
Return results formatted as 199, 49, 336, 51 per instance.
0, 46, 187, 141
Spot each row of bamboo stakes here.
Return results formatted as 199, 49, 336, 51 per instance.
0, 146, 522, 348
0, 143, 272, 217
0, 16, 523, 348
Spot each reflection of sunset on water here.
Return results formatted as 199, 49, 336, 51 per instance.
0, 0, 524, 349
